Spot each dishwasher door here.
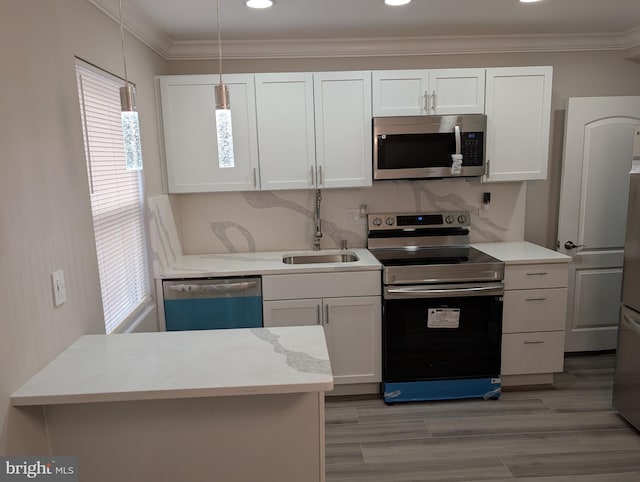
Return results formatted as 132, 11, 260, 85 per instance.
163, 277, 262, 331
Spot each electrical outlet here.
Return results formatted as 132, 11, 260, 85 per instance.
51, 270, 67, 307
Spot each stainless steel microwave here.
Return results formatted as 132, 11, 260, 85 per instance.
373, 114, 487, 180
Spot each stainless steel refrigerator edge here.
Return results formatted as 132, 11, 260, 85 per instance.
612, 125, 640, 430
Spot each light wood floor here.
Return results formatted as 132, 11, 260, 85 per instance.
325, 354, 640, 481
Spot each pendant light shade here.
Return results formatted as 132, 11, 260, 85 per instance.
120, 83, 143, 170
118, 0, 143, 171
215, 0, 235, 169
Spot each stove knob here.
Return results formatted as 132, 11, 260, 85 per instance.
373, 217, 382, 226
385, 217, 395, 226
458, 214, 467, 224
445, 215, 454, 224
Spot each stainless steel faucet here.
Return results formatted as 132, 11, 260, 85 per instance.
314, 189, 322, 250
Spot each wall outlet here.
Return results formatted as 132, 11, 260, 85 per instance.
51, 270, 67, 307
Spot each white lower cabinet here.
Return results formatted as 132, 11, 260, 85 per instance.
500, 263, 569, 385
262, 272, 382, 386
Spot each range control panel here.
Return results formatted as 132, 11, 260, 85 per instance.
367, 211, 470, 231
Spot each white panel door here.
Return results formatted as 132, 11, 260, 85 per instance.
372, 70, 429, 117
255, 73, 316, 190
558, 96, 640, 351
314, 71, 372, 188
483, 66, 553, 182
159, 74, 259, 192
323, 297, 381, 385
429, 69, 485, 115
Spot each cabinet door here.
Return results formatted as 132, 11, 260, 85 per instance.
429, 69, 485, 115
372, 70, 429, 117
159, 74, 259, 193
255, 73, 316, 190
263, 299, 321, 327
314, 71, 372, 188
323, 297, 381, 384
483, 66, 553, 182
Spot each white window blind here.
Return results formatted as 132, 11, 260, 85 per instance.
75, 61, 150, 334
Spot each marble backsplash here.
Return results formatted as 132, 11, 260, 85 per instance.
163, 178, 527, 255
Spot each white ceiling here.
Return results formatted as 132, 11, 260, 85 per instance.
92, 0, 640, 59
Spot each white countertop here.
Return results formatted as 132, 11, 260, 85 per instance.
157, 248, 381, 279
472, 241, 572, 264
12, 326, 333, 406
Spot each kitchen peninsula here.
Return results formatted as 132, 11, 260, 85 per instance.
12, 326, 333, 482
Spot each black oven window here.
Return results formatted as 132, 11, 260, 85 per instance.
383, 295, 503, 382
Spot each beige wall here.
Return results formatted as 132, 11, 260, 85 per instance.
168, 50, 640, 249
0, 0, 167, 454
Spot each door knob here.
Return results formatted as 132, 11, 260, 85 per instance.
564, 241, 586, 250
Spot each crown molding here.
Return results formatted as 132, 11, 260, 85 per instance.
86, 0, 173, 59
85, 1, 640, 61
167, 32, 639, 60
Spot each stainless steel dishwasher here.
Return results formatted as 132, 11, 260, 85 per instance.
162, 277, 263, 331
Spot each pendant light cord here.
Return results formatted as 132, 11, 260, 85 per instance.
216, 0, 223, 85
118, 0, 129, 87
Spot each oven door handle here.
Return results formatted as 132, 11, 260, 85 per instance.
385, 283, 504, 299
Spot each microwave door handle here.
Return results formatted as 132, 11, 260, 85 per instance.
454, 125, 461, 155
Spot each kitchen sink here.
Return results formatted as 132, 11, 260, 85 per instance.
282, 252, 359, 264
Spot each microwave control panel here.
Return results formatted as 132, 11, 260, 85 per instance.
461, 132, 484, 166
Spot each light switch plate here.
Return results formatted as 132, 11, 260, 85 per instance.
51, 270, 67, 307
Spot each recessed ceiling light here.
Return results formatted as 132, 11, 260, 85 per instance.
385, 0, 411, 5
245, 0, 273, 8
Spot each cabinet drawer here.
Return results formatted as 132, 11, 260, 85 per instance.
502, 288, 567, 333
501, 331, 565, 375
505, 263, 568, 289
263, 271, 381, 300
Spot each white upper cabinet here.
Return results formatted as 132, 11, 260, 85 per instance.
255, 71, 373, 190
372, 68, 485, 117
314, 71, 372, 188
159, 74, 260, 193
255, 73, 316, 190
483, 66, 553, 182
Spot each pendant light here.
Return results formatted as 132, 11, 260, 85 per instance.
215, 0, 235, 168
118, 0, 143, 170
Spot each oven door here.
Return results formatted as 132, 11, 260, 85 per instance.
383, 283, 503, 382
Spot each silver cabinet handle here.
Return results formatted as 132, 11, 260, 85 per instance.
324, 304, 329, 324
525, 297, 548, 301
423, 91, 429, 112
526, 272, 548, 276
316, 304, 321, 326
523, 339, 545, 344
486, 159, 490, 178
432, 90, 436, 113
318, 165, 323, 186
310, 165, 315, 186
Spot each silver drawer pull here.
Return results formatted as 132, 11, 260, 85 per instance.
523, 339, 545, 344
526, 272, 548, 276
525, 297, 547, 301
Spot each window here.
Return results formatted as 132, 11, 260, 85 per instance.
75, 61, 150, 334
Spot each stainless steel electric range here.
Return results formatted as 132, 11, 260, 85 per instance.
367, 211, 505, 404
